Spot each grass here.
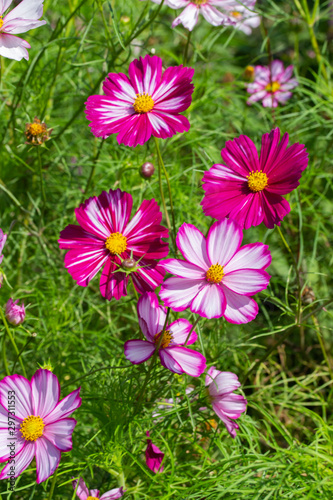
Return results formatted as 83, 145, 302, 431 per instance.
0, 0, 333, 498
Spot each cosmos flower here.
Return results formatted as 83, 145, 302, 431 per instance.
247, 60, 298, 107
5, 298, 25, 326
58, 189, 169, 301
145, 431, 164, 473
124, 292, 206, 377
222, 0, 260, 35
160, 218, 271, 322
0, 0, 46, 61
141, 0, 235, 32
85, 54, 194, 147
0, 369, 81, 483
201, 128, 308, 229
72, 477, 124, 500
0, 228, 7, 266
205, 366, 247, 438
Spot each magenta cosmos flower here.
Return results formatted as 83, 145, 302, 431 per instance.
247, 60, 298, 107
160, 218, 271, 322
5, 298, 25, 326
201, 128, 308, 229
124, 292, 206, 377
0, 228, 7, 265
0, 0, 46, 61
85, 54, 194, 147
145, 431, 164, 473
205, 366, 247, 438
59, 189, 169, 301
0, 369, 81, 483
73, 477, 124, 500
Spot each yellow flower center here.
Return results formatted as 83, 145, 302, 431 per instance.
154, 330, 173, 349
87, 497, 99, 500
20, 415, 44, 441
0, 17, 3, 30
193, 0, 206, 4
133, 93, 154, 114
265, 81, 281, 93
247, 170, 268, 192
105, 232, 127, 254
206, 264, 224, 284
231, 10, 242, 18
27, 123, 44, 136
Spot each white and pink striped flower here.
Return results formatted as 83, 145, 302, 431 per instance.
160, 218, 271, 322
85, 54, 194, 147
222, 0, 260, 35
247, 60, 298, 107
58, 189, 169, 301
73, 477, 124, 500
124, 292, 206, 377
0, 0, 46, 61
205, 366, 247, 438
0, 369, 81, 483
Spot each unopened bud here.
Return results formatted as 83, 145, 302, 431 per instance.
5, 298, 25, 326
122, 258, 136, 270
140, 161, 155, 179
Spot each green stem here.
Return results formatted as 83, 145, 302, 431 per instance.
0, 307, 27, 377
184, 316, 200, 346
134, 308, 171, 415
183, 30, 192, 65
130, 276, 139, 301
83, 139, 105, 198
312, 315, 333, 381
37, 147, 46, 208
47, 468, 58, 500
2, 334, 10, 376
154, 137, 177, 250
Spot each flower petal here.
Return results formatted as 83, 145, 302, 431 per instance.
159, 277, 204, 312
137, 292, 165, 340
261, 190, 290, 229
190, 284, 226, 319
207, 219, 243, 267
222, 134, 260, 177
200, 4, 233, 26
149, 111, 190, 139
35, 437, 61, 484
168, 318, 197, 345
128, 54, 162, 96
44, 388, 81, 425
212, 403, 239, 438
124, 340, 155, 364
4, 0, 44, 22
100, 487, 125, 500
31, 369, 60, 419
161, 258, 206, 280
206, 371, 241, 397
222, 287, 258, 324
0, 33, 30, 61
223, 269, 270, 296
0, 374, 32, 420
160, 346, 206, 377
172, 3, 199, 31
43, 418, 76, 452
176, 223, 210, 270
224, 243, 271, 274
72, 477, 90, 500
0, 441, 35, 480
99, 257, 128, 301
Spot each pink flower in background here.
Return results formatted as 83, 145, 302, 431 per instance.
0, 0, 46, 61
205, 366, 247, 438
125, 292, 206, 376
201, 128, 308, 229
222, 0, 260, 35
59, 189, 169, 301
72, 477, 124, 499
5, 298, 25, 326
160, 219, 271, 322
85, 54, 194, 147
247, 61, 298, 107
0, 369, 81, 483
145, 431, 164, 473
0, 228, 7, 265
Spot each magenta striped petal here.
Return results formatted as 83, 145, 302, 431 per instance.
31, 369, 60, 419
72, 478, 90, 500
222, 287, 258, 324
160, 277, 205, 312
35, 437, 61, 483
0, 441, 35, 479
223, 269, 270, 296
0, 374, 32, 420
159, 346, 206, 377
44, 388, 81, 425
190, 283, 226, 319
168, 318, 197, 345
207, 219, 243, 267
43, 418, 77, 452
224, 243, 271, 274
124, 340, 155, 364
137, 292, 166, 340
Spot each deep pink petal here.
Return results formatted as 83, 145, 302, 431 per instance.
149, 111, 190, 139
160, 346, 206, 377
124, 340, 155, 364
63, 247, 109, 287
102, 71, 136, 102
31, 369, 60, 419
190, 284, 226, 319
221, 134, 260, 177
35, 437, 61, 483
131, 261, 165, 294
128, 54, 162, 96
99, 258, 128, 301
261, 190, 290, 228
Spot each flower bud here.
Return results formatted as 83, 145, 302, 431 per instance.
25, 117, 52, 146
122, 258, 136, 270
140, 161, 155, 179
5, 298, 25, 326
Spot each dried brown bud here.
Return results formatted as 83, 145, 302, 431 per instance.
25, 117, 52, 146
122, 258, 136, 270
140, 161, 155, 179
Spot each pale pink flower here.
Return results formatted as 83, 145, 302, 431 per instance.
0, 369, 81, 483
85, 54, 194, 147
0, 0, 46, 61
247, 60, 298, 107
222, 0, 260, 34
145, 431, 164, 473
160, 218, 271, 322
5, 298, 25, 326
201, 128, 308, 229
125, 292, 206, 377
72, 477, 124, 500
205, 366, 247, 438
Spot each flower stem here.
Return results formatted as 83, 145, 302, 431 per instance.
130, 275, 139, 301
37, 147, 46, 209
47, 468, 58, 500
183, 30, 192, 66
153, 137, 177, 250
83, 138, 105, 198
0, 307, 27, 377
312, 314, 333, 380
184, 316, 200, 346
2, 334, 10, 376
